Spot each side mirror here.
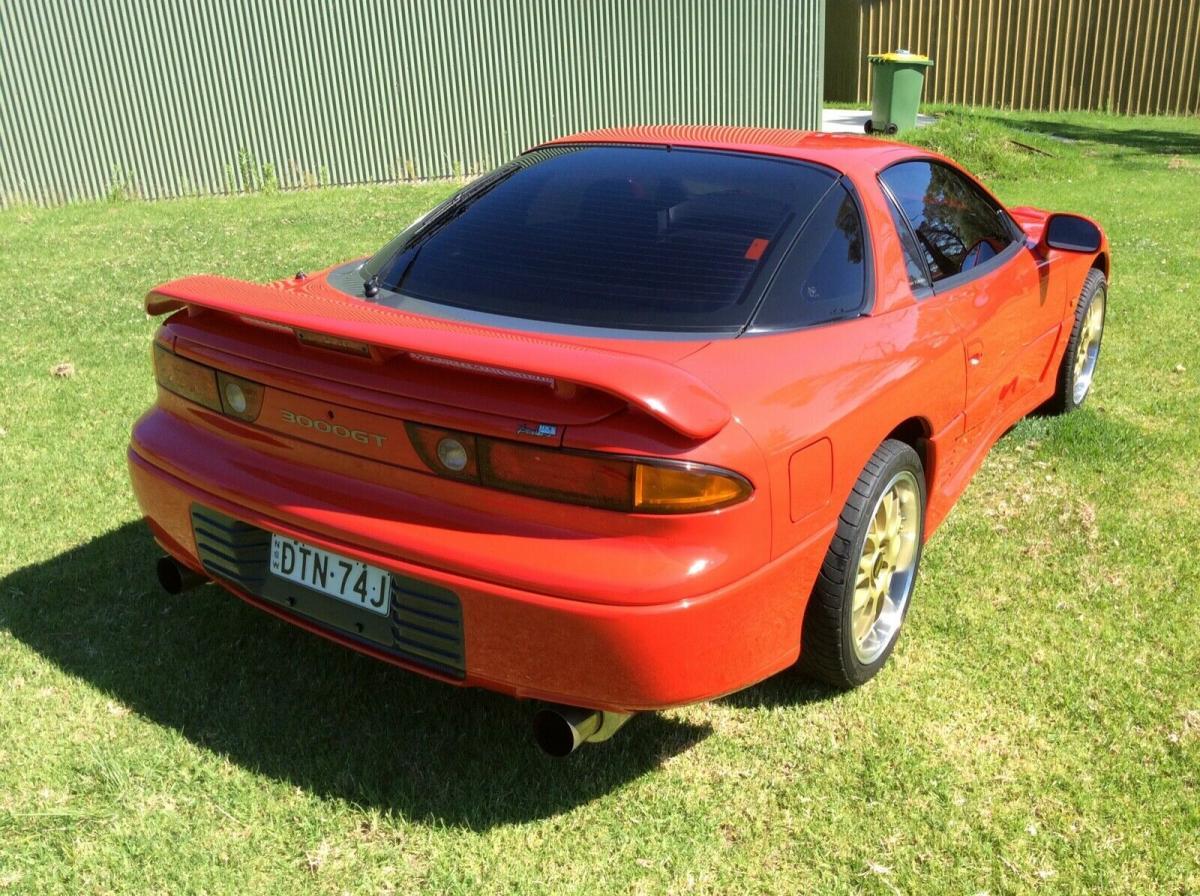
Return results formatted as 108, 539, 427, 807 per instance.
1043, 213, 1102, 253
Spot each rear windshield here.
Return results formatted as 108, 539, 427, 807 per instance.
363, 145, 837, 332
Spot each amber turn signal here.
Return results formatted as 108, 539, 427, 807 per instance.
634, 462, 751, 511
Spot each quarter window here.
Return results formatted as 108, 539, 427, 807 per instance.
880, 161, 1014, 282
752, 183, 867, 329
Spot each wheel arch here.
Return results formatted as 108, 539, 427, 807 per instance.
1091, 251, 1110, 279
883, 416, 935, 507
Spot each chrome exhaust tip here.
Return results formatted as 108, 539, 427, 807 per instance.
156, 556, 208, 595
532, 705, 633, 757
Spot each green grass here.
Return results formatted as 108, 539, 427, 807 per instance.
2, 109, 1198, 894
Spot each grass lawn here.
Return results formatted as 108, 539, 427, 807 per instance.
1, 109, 1198, 894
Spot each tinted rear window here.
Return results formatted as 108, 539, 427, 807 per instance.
365, 145, 837, 332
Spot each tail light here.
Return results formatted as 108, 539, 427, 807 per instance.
482, 439, 635, 510
152, 342, 750, 513
153, 344, 264, 422
406, 422, 751, 514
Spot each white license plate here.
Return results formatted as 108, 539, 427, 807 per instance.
269, 534, 391, 616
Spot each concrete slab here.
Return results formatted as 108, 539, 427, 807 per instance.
821, 108, 937, 134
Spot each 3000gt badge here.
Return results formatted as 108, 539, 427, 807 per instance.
280, 408, 386, 447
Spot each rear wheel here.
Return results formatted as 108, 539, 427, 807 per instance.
1047, 269, 1107, 414
800, 440, 925, 688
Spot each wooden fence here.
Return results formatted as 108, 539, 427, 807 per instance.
826, 0, 1200, 115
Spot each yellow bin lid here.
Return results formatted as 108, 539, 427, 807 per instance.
868, 50, 934, 66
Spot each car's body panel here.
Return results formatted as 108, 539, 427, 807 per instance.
129, 127, 1110, 710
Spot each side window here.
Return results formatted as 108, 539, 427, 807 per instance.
879, 161, 1014, 282
754, 183, 867, 329
882, 188, 931, 290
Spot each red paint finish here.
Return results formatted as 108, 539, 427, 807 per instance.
788, 438, 833, 523
128, 127, 1109, 711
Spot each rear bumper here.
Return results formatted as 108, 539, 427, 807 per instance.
128, 434, 829, 712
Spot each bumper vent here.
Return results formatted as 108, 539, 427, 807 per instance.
190, 505, 465, 677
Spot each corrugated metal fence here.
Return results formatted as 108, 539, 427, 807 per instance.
826, 0, 1200, 115
0, 0, 825, 207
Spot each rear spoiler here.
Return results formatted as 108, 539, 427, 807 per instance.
146, 275, 731, 440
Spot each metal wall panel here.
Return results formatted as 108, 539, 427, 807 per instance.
825, 0, 1200, 115
0, 0, 825, 206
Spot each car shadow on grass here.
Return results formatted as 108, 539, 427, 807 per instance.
987, 112, 1200, 157
0, 522, 710, 829
717, 672, 839, 710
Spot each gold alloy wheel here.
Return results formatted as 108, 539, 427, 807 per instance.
1072, 291, 1106, 404
851, 470, 921, 664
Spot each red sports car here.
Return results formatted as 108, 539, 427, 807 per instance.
129, 127, 1108, 755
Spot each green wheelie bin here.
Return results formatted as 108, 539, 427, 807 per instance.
865, 51, 934, 135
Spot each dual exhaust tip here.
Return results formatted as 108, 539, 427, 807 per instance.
155, 555, 631, 755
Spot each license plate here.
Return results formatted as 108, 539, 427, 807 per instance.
269, 534, 391, 616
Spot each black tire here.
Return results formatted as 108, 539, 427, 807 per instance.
863, 119, 874, 134
1046, 269, 1107, 415
799, 439, 926, 689
885, 122, 899, 135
